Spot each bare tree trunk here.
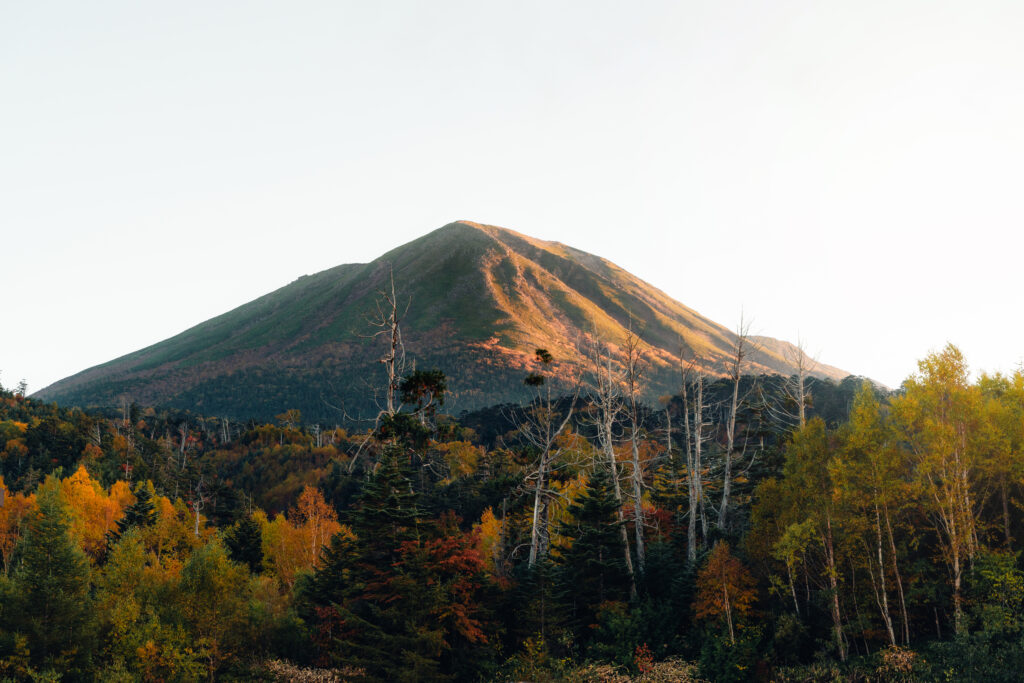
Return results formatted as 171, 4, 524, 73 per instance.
1002, 477, 1012, 548
380, 268, 402, 417
630, 429, 645, 573
718, 318, 750, 531
680, 357, 707, 564
874, 503, 896, 646
884, 502, 911, 644
528, 458, 548, 567
718, 373, 739, 530
192, 478, 206, 538
624, 328, 647, 573
179, 421, 189, 470
682, 375, 698, 565
522, 350, 578, 568
824, 513, 847, 661
788, 561, 800, 616
591, 343, 637, 597
604, 424, 636, 598
782, 334, 817, 429
724, 583, 735, 645
693, 372, 708, 543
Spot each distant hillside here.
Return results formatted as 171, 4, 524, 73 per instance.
35, 221, 849, 421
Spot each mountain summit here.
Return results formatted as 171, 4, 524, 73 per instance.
36, 221, 848, 420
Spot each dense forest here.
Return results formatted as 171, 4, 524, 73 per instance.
1, 341, 1023, 681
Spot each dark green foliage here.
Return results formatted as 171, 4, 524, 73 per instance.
913, 551, 1024, 682
7, 482, 95, 676
23, 340, 1024, 681
224, 515, 264, 574
504, 558, 559, 652
553, 464, 631, 649
113, 482, 157, 539
304, 449, 495, 681
399, 369, 447, 418
376, 411, 431, 450
698, 627, 762, 683
308, 449, 441, 680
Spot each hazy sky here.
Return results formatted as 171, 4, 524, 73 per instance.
3, 1, 1023, 393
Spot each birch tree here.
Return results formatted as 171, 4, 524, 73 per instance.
832, 384, 911, 645
781, 418, 848, 661
891, 344, 985, 635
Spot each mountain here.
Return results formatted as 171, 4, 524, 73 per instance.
35, 221, 849, 421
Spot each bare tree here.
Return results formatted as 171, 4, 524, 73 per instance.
679, 349, 711, 564
623, 325, 648, 573
191, 476, 207, 537
585, 338, 637, 598
178, 420, 192, 471
765, 334, 819, 431
718, 314, 758, 531
348, 264, 409, 473
516, 349, 579, 568
369, 265, 406, 418
219, 417, 233, 445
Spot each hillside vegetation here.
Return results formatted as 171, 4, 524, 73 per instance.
35, 222, 847, 421
2, 344, 1024, 680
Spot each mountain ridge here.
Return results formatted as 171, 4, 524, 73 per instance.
35, 221, 850, 420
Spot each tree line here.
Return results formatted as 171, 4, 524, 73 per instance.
0, 338, 1022, 680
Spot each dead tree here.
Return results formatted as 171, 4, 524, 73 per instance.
348, 264, 408, 473
369, 265, 405, 418
191, 476, 208, 537
765, 334, 819, 431
219, 417, 232, 445
718, 314, 758, 531
585, 338, 637, 598
517, 349, 579, 568
623, 326, 648, 573
679, 350, 711, 564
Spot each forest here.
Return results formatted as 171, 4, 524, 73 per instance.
1, 341, 1023, 682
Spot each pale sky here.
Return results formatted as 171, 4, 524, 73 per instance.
3, 1, 1023, 394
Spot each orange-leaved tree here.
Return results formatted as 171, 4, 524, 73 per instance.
695, 541, 757, 644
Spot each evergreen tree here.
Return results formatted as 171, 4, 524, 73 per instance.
306, 448, 492, 681
224, 515, 264, 574
312, 448, 438, 680
110, 481, 157, 543
553, 464, 631, 649
10, 482, 95, 675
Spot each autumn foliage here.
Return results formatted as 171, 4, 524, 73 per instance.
3, 346, 1024, 679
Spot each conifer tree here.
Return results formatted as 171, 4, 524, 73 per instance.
224, 515, 263, 574
110, 481, 157, 544
10, 482, 94, 674
308, 447, 490, 681
554, 464, 631, 647
314, 448, 437, 680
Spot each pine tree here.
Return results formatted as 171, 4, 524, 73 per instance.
10, 482, 94, 674
224, 515, 264, 574
109, 482, 157, 545
313, 448, 438, 680
306, 448, 491, 681
553, 464, 631, 647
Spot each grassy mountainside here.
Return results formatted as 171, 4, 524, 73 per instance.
35, 221, 848, 421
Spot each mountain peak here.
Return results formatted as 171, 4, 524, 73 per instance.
35, 222, 851, 420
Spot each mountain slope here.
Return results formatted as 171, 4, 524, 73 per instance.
35, 221, 849, 420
